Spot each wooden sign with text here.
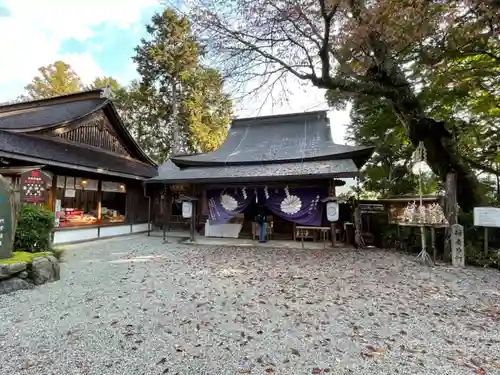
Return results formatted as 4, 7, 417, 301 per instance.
20, 169, 50, 204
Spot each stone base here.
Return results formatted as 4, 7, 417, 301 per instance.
0, 262, 27, 280
0, 254, 60, 295
31, 255, 60, 285
0, 277, 34, 295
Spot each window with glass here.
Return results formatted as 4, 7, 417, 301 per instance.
56, 176, 99, 227
100, 181, 126, 224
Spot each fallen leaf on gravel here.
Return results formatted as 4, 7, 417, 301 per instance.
311, 368, 322, 374
291, 348, 300, 356
366, 345, 386, 354
156, 358, 166, 365
174, 344, 184, 352
21, 360, 36, 370
474, 369, 485, 374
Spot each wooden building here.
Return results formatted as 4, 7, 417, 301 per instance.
146, 111, 374, 244
0, 89, 157, 244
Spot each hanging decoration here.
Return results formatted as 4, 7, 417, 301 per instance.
254, 188, 258, 203
280, 185, 303, 215
264, 186, 270, 199
241, 187, 247, 199
412, 141, 433, 266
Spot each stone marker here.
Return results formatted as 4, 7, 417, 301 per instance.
451, 223, 465, 267
0, 174, 16, 259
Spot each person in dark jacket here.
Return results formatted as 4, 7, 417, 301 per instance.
255, 205, 268, 243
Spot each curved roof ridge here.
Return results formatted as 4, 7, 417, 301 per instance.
0, 97, 107, 132
0, 89, 104, 113
170, 111, 373, 167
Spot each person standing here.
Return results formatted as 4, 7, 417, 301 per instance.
255, 206, 268, 243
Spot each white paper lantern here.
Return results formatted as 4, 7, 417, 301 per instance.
326, 201, 339, 222
182, 201, 193, 218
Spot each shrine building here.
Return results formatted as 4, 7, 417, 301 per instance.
0, 89, 157, 244
145, 110, 375, 245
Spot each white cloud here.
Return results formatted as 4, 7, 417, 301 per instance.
0, 0, 157, 100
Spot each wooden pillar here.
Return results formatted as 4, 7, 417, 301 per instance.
146, 184, 151, 237
165, 186, 172, 232
354, 204, 363, 248
444, 173, 458, 261
189, 185, 197, 242
163, 185, 168, 242
431, 227, 437, 262
96, 180, 102, 220
49, 174, 57, 211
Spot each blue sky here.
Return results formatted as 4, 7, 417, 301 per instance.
0, 0, 348, 144
0, 0, 162, 101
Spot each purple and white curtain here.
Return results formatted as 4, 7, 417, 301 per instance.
206, 186, 327, 226
260, 187, 326, 226
207, 188, 254, 224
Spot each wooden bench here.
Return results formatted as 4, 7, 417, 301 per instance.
294, 225, 332, 248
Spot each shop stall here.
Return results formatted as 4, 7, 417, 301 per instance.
0, 89, 158, 244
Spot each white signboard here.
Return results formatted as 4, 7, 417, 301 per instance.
182, 201, 193, 218
326, 201, 339, 222
473, 206, 500, 228
64, 188, 76, 198
54, 199, 62, 228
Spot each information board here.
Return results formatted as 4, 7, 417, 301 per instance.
20, 169, 50, 203
473, 206, 500, 228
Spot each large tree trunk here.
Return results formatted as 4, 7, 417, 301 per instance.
352, 33, 486, 213
363, 60, 485, 212
391, 101, 484, 213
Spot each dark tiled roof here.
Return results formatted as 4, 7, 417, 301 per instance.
0, 131, 157, 178
148, 159, 359, 184
172, 110, 373, 166
0, 98, 106, 130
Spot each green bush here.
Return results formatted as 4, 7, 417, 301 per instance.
465, 241, 499, 268
14, 204, 55, 253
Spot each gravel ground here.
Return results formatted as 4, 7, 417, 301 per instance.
0, 235, 499, 375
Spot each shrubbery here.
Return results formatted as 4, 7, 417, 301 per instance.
14, 204, 55, 253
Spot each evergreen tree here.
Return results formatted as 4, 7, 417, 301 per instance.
133, 8, 232, 160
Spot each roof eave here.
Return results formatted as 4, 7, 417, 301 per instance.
352, 146, 376, 169
9, 101, 109, 133
170, 146, 376, 168
0, 89, 104, 114
145, 171, 360, 185
0, 150, 155, 180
